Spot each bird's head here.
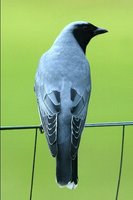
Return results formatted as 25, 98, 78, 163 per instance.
69, 21, 108, 53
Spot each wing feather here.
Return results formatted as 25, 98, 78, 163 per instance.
37, 90, 60, 157
71, 88, 89, 159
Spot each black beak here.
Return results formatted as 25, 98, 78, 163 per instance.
93, 27, 108, 36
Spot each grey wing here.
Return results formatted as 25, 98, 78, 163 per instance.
70, 88, 90, 159
35, 85, 60, 157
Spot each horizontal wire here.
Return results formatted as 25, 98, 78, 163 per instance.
85, 121, 133, 127
0, 121, 133, 131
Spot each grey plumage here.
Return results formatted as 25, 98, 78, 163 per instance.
34, 21, 107, 189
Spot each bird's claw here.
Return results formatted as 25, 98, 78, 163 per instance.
39, 125, 44, 134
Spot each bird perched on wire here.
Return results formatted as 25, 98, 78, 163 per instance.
34, 21, 108, 189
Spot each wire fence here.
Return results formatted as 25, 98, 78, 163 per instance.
1, 121, 133, 200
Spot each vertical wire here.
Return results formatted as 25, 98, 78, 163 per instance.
115, 125, 125, 200
0, 129, 1, 195
29, 128, 38, 200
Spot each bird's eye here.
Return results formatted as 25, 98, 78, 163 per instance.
83, 26, 88, 31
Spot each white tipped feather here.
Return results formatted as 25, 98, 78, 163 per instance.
56, 179, 77, 189
66, 182, 77, 190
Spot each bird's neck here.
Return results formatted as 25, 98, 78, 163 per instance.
75, 39, 87, 54
53, 31, 87, 54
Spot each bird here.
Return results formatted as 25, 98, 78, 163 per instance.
34, 21, 108, 189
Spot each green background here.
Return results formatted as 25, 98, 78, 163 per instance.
1, 0, 133, 199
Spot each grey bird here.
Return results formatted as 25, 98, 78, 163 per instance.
34, 21, 108, 189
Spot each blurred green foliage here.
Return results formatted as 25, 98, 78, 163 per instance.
1, 0, 133, 200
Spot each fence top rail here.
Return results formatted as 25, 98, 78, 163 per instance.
0, 121, 133, 131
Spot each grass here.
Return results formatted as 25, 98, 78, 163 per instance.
1, 0, 133, 199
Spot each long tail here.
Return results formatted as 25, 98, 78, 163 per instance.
56, 142, 78, 189
67, 155, 78, 189
72, 154, 78, 185
56, 142, 71, 186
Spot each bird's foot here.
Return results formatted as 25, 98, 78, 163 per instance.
39, 125, 44, 134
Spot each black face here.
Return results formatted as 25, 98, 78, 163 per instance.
73, 23, 108, 53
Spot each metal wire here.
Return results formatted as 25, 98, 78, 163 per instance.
29, 128, 38, 200
0, 121, 133, 130
115, 125, 125, 200
0, 121, 133, 200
